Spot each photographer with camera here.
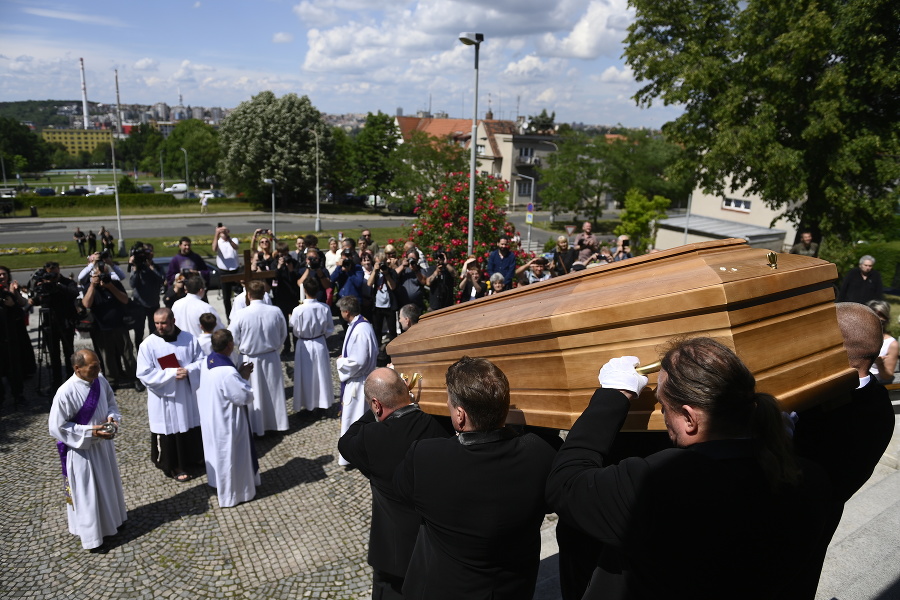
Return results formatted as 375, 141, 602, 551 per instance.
612, 234, 632, 261
269, 241, 301, 355
297, 248, 332, 304
29, 261, 79, 392
78, 251, 126, 291
129, 241, 165, 348
331, 249, 366, 308
249, 229, 276, 272
366, 251, 398, 345
164, 237, 210, 290
459, 257, 487, 302
213, 224, 241, 317
83, 261, 138, 391
395, 250, 428, 311
425, 250, 456, 311
0, 266, 31, 403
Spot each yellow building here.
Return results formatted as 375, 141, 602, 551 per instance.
41, 128, 112, 156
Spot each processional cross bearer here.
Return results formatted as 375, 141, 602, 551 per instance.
220, 250, 277, 289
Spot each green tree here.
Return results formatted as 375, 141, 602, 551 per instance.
353, 112, 399, 199
163, 120, 218, 188
328, 126, 356, 196
0, 116, 52, 172
527, 109, 556, 134
614, 189, 671, 255
538, 131, 608, 222
624, 0, 900, 244
117, 174, 138, 194
118, 123, 164, 174
599, 131, 692, 208
218, 91, 329, 204
392, 130, 468, 203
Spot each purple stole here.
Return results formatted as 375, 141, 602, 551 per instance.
340, 315, 367, 399
56, 378, 102, 504
208, 352, 259, 474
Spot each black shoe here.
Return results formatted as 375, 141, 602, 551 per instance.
134, 380, 146, 392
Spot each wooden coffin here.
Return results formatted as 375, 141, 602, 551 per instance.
386, 238, 857, 431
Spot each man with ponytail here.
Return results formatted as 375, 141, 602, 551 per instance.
546, 338, 829, 600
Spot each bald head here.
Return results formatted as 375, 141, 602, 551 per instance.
836, 302, 883, 375
364, 368, 411, 417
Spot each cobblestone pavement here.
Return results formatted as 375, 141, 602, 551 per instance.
0, 315, 560, 600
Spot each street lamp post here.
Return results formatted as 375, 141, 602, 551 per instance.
159, 150, 165, 190
459, 32, 483, 257
263, 178, 277, 235
179, 147, 188, 189
309, 128, 321, 232
517, 172, 536, 251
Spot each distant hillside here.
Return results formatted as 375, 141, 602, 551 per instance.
0, 100, 89, 129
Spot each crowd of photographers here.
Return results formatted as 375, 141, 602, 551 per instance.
0, 223, 628, 402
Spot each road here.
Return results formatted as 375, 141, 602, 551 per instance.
0, 210, 562, 254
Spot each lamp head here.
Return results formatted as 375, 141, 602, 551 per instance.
459, 32, 484, 46
263, 178, 276, 185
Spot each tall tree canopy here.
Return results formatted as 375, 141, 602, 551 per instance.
624, 0, 900, 242
353, 112, 399, 199
0, 116, 52, 173
163, 119, 219, 188
218, 91, 329, 203
392, 130, 468, 202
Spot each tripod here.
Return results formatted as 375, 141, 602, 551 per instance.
34, 306, 54, 397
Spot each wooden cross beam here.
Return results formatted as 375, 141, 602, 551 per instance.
220, 249, 277, 286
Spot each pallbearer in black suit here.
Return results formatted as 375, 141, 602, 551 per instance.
338, 368, 449, 599
547, 341, 831, 600
393, 356, 557, 600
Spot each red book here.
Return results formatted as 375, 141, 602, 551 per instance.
157, 353, 180, 369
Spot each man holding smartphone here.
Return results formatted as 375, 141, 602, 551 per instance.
613, 235, 633, 261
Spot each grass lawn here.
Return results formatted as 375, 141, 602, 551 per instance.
25, 200, 255, 218
1, 226, 412, 272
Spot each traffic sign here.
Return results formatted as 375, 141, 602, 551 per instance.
565, 225, 577, 236
527, 202, 534, 213
525, 213, 534, 224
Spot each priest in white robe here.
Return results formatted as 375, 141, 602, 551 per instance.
335, 296, 378, 466
228, 280, 289, 436
197, 329, 259, 508
172, 275, 225, 338
229, 286, 272, 321
49, 349, 127, 550
290, 278, 335, 413
136, 308, 204, 481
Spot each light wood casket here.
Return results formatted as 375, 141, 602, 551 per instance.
386, 238, 857, 430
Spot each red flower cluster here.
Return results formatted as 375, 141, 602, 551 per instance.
402, 171, 528, 273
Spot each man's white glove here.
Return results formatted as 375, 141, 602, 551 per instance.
598, 356, 649, 396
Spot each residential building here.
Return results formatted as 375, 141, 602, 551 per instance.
41, 128, 112, 156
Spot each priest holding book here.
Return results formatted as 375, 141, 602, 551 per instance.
136, 307, 205, 482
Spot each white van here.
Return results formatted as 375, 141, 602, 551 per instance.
164, 183, 188, 193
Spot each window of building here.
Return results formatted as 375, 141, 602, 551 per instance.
519, 147, 534, 158
722, 197, 751, 213
476, 144, 486, 155
518, 179, 532, 197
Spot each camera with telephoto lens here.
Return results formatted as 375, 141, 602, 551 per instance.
94, 261, 112, 284
308, 256, 321, 270
432, 251, 446, 263
30, 268, 59, 300
130, 241, 148, 269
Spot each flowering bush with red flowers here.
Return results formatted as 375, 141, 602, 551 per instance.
391, 171, 531, 274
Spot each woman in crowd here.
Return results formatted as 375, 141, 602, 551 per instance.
487, 273, 506, 295
250, 228, 275, 271
551, 236, 577, 277
324, 237, 341, 274
459, 257, 486, 302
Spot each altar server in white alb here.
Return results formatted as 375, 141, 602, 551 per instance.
290, 278, 335, 414
335, 296, 378, 466
49, 349, 127, 550
228, 280, 289, 436
136, 308, 204, 482
198, 329, 259, 508
172, 275, 225, 338
229, 280, 272, 321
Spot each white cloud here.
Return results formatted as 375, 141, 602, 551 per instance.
293, 1, 340, 27
596, 65, 634, 84
194, 2, 201, 8
22, 8, 128, 28
133, 58, 159, 71
538, 0, 634, 59
502, 55, 566, 81
273, 32, 294, 44
172, 60, 216, 82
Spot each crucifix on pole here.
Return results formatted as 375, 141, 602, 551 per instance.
220, 250, 278, 290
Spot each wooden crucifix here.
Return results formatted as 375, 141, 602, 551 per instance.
220, 250, 278, 288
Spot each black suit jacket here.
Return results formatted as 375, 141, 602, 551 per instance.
338, 406, 449, 578
394, 427, 556, 600
546, 388, 830, 600
785, 376, 896, 598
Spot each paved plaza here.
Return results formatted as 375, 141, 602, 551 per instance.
0, 280, 897, 598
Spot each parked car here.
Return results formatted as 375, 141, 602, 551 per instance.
184, 191, 200, 200
164, 183, 188, 194
364, 194, 385, 208
336, 193, 366, 206
34, 187, 56, 196
138, 184, 156, 194
62, 187, 89, 196
200, 189, 226, 199
153, 256, 222, 289
88, 186, 115, 196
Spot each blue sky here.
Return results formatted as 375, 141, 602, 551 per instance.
0, 0, 683, 128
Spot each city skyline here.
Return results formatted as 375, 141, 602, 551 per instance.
1, 0, 684, 129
